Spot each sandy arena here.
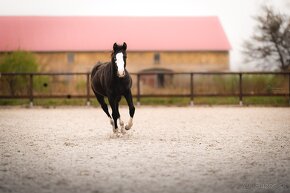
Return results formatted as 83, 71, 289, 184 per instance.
0, 106, 289, 193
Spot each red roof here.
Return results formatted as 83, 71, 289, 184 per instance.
0, 16, 231, 52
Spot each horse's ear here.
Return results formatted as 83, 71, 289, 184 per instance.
123, 42, 127, 50
113, 43, 118, 51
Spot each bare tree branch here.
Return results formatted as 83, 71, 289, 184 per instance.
242, 5, 290, 71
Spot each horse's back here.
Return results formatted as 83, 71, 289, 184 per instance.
91, 62, 102, 77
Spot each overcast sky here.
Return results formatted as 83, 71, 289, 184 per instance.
0, 0, 289, 70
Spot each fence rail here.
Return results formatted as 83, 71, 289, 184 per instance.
0, 71, 289, 106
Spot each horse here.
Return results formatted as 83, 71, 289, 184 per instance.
91, 42, 135, 133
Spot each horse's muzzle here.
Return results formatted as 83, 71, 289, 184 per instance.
117, 71, 126, 78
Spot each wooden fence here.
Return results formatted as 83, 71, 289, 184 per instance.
0, 72, 289, 106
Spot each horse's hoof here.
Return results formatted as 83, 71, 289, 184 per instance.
125, 121, 133, 130
113, 128, 118, 133
125, 118, 133, 130
125, 125, 131, 130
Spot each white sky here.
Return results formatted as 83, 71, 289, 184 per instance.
0, 0, 289, 70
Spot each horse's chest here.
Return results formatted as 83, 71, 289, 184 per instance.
115, 82, 127, 94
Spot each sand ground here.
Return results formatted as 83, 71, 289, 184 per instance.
0, 106, 290, 193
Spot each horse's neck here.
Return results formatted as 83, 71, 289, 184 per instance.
106, 62, 117, 82
107, 61, 113, 73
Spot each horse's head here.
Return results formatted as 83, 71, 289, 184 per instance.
112, 42, 127, 78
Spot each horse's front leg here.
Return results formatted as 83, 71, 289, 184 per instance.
124, 90, 135, 130
109, 97, 119, 133
116, 96, 125, 134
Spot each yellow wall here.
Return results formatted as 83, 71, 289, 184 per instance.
34, 52, 111, 72
4, 51, 229, 72
127, 51, 229, 72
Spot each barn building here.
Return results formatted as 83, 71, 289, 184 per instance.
0, 16, 231, 75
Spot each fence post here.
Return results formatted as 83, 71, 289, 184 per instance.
29, 74, 33, 107
86, 73, 91, 106
137, 74, 141, 106
190, 73, 194, 106
239, 73, 243, 106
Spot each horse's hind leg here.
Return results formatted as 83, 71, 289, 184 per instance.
95, 94, 114, 127
96, 94, 111, 118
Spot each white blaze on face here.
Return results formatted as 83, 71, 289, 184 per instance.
116, 52, 125, 77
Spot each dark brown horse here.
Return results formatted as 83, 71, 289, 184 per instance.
91, 42, 135, 133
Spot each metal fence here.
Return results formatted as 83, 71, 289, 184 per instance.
0, 71, 289, 106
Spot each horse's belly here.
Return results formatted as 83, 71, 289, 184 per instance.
92, 77, 107, 97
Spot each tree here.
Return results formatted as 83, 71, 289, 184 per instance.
243, 6, 290, 71
0, 51, 38, 95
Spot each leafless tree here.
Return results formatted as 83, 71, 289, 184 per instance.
243, 6, 290, 71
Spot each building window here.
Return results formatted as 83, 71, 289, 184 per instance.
154, 53, 160, 64
67, 53, 74, 64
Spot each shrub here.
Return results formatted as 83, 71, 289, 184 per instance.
0, 51, 38, 95
0, 51, 38, 73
